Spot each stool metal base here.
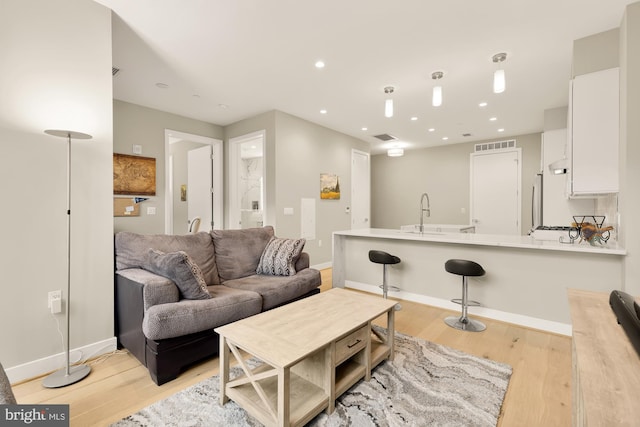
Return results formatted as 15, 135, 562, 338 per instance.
444, 315, 486, 332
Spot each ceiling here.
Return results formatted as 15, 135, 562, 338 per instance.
96, 0, 634, 154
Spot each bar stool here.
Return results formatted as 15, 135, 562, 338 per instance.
444, 259, 486, 332
368, 250, 402, 310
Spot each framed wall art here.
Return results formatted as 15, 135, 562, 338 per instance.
320, 173, 340, 200
113, 153, 156, 196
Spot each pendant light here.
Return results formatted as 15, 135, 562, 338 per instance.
384, 86, 394, 118
431, 71, 444, 107
492, 52, 507, 94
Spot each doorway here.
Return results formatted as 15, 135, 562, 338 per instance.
351, 149, 370, 229
470, 148, 521, 235
164, 130, 223, 234
229, 130, 266, 229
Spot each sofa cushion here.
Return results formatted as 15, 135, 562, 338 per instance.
143, 249, 211, 300
115, 232, 219, 285
223, 268, 322, 310
211, 226, 275, 281
256, 237, 306, 276
142, 286, 263, 340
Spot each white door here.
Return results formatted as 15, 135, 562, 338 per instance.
470, 149, 521, 235
351, 150, 370, 229
188, 145, 212, 232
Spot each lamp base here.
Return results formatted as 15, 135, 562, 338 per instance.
42, 364, 91, 388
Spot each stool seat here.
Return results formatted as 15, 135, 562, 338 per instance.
444, 258, 486, 332
369, 250, 401, 265
445, 259, 485, 277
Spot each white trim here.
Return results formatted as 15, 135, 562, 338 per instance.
5, 337, 117, 384
311, 261, 332, 270
344, 280, 572, 336
164, 129, 223, 233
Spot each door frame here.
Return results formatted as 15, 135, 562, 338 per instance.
469, 147, 522, 235
228, 130, 266, 229
164, 129, 223, 234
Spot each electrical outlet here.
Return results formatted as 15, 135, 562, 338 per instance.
48, 290, 62, 314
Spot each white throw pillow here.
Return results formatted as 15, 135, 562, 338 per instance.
256, 237, 306, 276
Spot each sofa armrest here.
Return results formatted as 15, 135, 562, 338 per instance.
296, 252, 310, 271
116, 268, 179, 310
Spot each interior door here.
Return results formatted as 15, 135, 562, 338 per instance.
351, 150, 370, 229
470, 149, 521, 235
188, 145, 212, 232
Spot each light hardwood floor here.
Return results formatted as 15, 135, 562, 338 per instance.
12, 269, 571, 426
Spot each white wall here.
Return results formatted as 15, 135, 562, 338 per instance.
0, 0, 113, 378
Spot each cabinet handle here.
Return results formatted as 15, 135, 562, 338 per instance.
347, 339, 362, 348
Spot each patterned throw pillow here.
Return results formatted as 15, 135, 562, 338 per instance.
256, 237, 306, 276
144, 249, 211, 300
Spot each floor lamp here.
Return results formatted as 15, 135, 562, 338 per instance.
42, 129, 92, 388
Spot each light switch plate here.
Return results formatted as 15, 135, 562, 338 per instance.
284, 207, 294, 215
147, 206, 156, 215
132, 144, 142, 155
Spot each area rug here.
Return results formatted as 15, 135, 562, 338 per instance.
113, 327, 512, 427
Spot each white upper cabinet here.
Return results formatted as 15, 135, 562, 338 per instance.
569, 67, 620, 196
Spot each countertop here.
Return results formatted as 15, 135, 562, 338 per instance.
333, 228, 626, 256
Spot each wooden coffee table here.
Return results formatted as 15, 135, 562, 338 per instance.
215, 288, 396, 427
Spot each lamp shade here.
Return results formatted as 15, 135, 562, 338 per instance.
385, 98, 393, 118
432, 85, 442, 107
493, 69, 505, 94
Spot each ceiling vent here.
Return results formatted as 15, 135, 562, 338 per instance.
373, 133, 398, 142
112, 67, 120, 77
474, 139, 516, 152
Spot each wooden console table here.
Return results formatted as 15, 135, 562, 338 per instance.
215, 288, 396, 427
568, 288, 640, 426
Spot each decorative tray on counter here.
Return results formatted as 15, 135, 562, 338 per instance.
570, 215, 613, 245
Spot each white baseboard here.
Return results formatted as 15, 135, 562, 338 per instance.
345, 281, 572, 336
311, 261, 332, 270
6, 337, 118, 384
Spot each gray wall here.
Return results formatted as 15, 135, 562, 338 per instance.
225, 110, 369, 265
0, 0, 113, 368
620, 2, 640, 295
113, 100, 224, 234
572, 28, 620, 77
371, 133, 541, 233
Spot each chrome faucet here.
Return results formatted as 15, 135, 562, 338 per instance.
419, 193, 431, 233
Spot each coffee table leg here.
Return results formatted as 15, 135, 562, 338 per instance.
387, 308, 395, 361
219, 335, 230, 405
277, 367, 290, 427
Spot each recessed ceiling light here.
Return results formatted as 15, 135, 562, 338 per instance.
361, 127, 368, 131
410, 117, 418, 121
218, 103, 229, 109
498, 128, 505, 132
320, 109, 327, 114
479, 102, 488, 107
192, 94, 200, 98
489, 117, 497, 121
428, 128, 435, 132
315, 60, 325, 68
155, 83, 169, 89
442, 136, 449, 141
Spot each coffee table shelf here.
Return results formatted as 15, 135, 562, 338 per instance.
226, 369, 328, 427
216, 289, 396, 427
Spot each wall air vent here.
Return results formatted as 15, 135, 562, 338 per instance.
373, 133, 398, 141
474, 139, 516, 152
112, 67, 120, 77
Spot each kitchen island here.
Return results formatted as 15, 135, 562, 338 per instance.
333, 228, 626, 334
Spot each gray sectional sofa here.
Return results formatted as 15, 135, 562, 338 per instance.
114, 226, 321, 385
